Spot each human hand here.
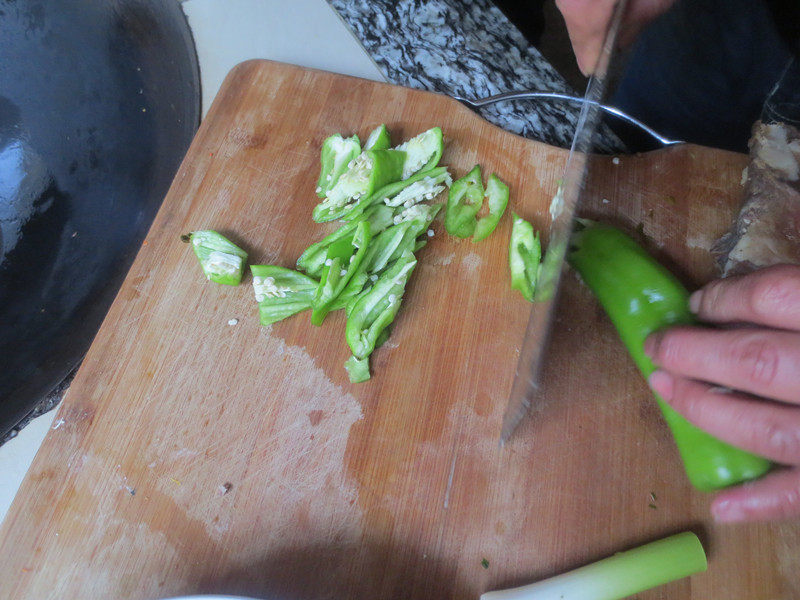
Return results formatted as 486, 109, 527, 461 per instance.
644, 265, 800, 522
555, 0, 675, 74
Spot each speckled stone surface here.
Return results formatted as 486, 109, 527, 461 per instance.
329, 0, 622, 152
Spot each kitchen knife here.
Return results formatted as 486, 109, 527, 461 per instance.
500, 0, 628, 444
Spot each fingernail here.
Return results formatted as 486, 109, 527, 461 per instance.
643, 334, 659, 359
711, 499, 747, 522
648, 370, 674, 400
689, 290, 702, 313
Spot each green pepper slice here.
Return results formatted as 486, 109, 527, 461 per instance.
508, 212, 541, 302
395, 126, 444, 179
473, 173, 509, 242
344, 328, 392, 383
297, 205, 394, 278
346, 250, 417, 359
445, 165, 484, 238
185, 230, 248, 286
344, 355, 371, 383
313, 149, 407, 223
333, 204, 440, 313
342, 166, 451, 222
315, 133, 361, 198
311, 220, 371, 325
250, 265, 318, 325
363, 124, 391, 151
568, 221, 772, 492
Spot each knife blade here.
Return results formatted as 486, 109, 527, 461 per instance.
500, 0, 628, 444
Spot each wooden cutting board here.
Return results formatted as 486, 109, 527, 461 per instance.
1, 60, 798, 600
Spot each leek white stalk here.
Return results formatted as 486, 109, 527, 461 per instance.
480, 532, 707, 600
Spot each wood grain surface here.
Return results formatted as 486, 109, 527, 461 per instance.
1, 60, 798, 600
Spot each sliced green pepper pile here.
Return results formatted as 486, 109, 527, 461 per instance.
568, 220, 772, 491
185, 125, 514, 385
263, 125, 452, 381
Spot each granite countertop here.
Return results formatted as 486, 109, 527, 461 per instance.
2, 0, 617, 446
330, 0, 621, 152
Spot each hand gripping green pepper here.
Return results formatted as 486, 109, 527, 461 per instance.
184, 230, 248, 286
311, 220, 371, 325
568, 221, 772, 492
473, 173, 509, 242
346, 250, 417, 360
297, 205, 394, 277
395, 126, 444, 179
444, 165, 483, 238
508, 213, 541, 302
343, 166, 451, 222
363, 124, 391, 151
315, 133, 361, 198
313, 149, 407, 223
251, 265, 318, 325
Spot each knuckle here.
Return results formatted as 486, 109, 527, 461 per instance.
773, 479, 800, 519
701, 278, 727, 311
730, 335, 780, 388
750, 268, 800, 319
651, 331, 681, 365
760, 420, 800, 464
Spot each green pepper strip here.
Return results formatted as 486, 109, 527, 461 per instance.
344, 328, 392, 383
363, 124, 391, 151
313, 149, 407, 223
186, 230, 248, 286
297, 205, 394, 278
568, 221, 772, 492
346, 250, 417, 359
473, 173, 509, 242
333, 204, 440, 314
311, 221, 371, 326
342, 166, 451, 223
250, 265, 318, 325
444, 165, 484, 238
315, 133, 361, 198
508, 213, 541, 302
344, 355, 371, 383
395, 126, 444, 179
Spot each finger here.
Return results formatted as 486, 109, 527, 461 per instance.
649, 371, 800, 465
555, 0, 615, 74
711, 467, 800, 522
645, 327, 800, 404
690, 265, 800, 331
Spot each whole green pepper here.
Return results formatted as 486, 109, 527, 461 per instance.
444, 165, 483, 238
508, 213, 541, 302
395, 126, 444, 179
251, 265, 318, 325
297, 205, 394, 277
363, 124, 391, 151
315, 133, 361, 198
568, 221, 772, 492
184, 230, 248, 286
473, 173, 509, 242
313, 149, 407, 223
311, 220, 371, 325
346, 250, 417, 360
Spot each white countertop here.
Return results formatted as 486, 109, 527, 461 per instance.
0, 0, 383, 525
